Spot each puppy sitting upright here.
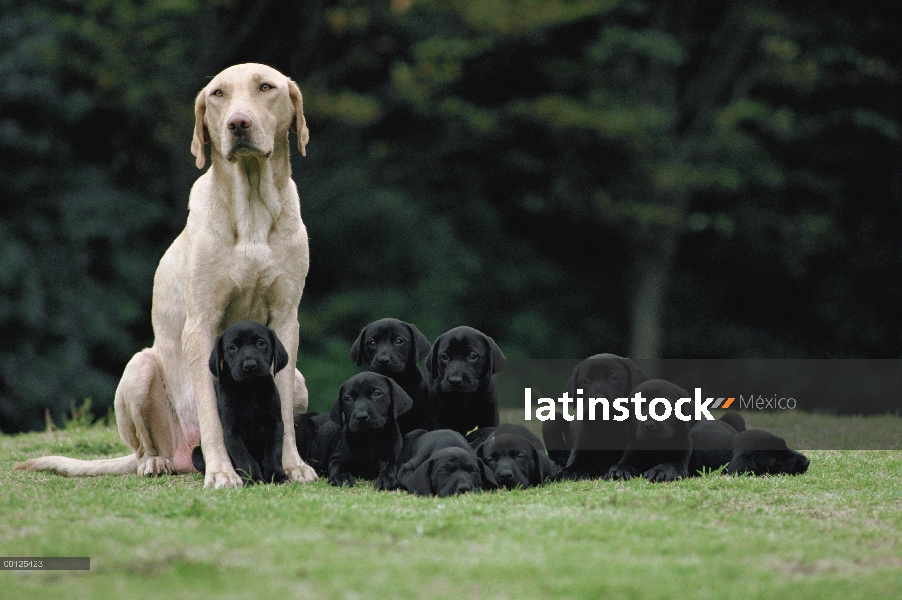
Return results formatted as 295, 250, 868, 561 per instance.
426, 326, 507, 436
191, 321, 289, 485
350, 318, 432, 434
327, 372, 413, 490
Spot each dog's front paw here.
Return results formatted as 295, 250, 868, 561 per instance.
286, 462, 318, 484
604, 464, 635, 481
644, 464, 684, 483
204, 469, 243, 489
328, 472, 356, 487
374, 474, 398, 491
137, 456, 173, 477
264, 467, 289, 484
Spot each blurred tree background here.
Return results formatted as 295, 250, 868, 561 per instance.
1, 0, 900, 431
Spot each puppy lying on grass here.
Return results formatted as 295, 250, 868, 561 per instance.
604, 379, 692, 483
469, 424, 560, 489
191, 321, 289, 485
325, 372, 413, 490
690, 413, 809, 476
398, 429, 499, 497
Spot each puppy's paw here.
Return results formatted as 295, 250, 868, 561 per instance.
374, 474, 398, 491
328, 472, 356, 487
604, 464, 634, 481
287, 463, 319, 484
137, 456, 173, 477
559, 469, 587, 481
204, 469, 243, 489
264, 467, 289, 484
644, 464, 684, 483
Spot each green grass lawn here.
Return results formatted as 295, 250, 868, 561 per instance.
2, 418, 901, 599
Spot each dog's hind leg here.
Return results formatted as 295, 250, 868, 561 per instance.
115, 349, 178, 476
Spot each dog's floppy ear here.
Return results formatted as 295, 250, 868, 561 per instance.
404, 459, 435, 496
425, 337, 442, 380
191, 89, 209, 170
531, 446, 558, 486
485, 334, 507, 374
478, 458, 499, 490
622, 357, 649, 391
208, 334, 224, 377
388, 378, 414, 418
349, 326, 367, 366
408, 323, 432, 363
288, 79, 309, 157
268, 328, 289, 374
329, 386, 346, 427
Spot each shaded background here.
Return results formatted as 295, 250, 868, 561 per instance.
1, 0, 900, 431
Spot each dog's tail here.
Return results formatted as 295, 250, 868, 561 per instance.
14, 454, 140, 476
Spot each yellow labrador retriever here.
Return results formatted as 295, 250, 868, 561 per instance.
16, 64, 317, 488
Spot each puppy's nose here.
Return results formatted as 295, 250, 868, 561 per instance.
354, 413, 369, 423
496, 469, 514, 481
455, 483, 473, 493
448, 375, 463, 386
642, 421, 656, 431
228, 113, 253, 135
376, 356, 391, 366
242, 360, 258, 372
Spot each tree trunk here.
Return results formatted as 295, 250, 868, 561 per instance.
628, 230, 678, 372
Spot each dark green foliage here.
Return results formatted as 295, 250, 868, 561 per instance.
1, 1, 900, 427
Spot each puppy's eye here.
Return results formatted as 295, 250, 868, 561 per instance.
394, 337, 405, 345
212, 89, 223, 97
260, 83, 273, 91
439, 353, 449, 363
609, 374, 620, 382
256, 340, 267, 349
367, 339, 376, 348
227, 344, 238, 353
467, 352, 479, 361
344, 396, 353, 403
581, 378, 591, 386
372, 389, 383, 397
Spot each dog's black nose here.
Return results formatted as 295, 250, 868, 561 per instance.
455, 483, 473, 493
642, 421, 656, 431
242, 360, 258, 372
355, 413, 369, 422
496, 469, 514, 481
448, 375, 463, 386
376, 356, 390, 365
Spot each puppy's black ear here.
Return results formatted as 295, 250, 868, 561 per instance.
388, 378, 414, 418
208, 335, 224, 377
478, 458, 499, 490
404, 459, 435, 496
349, 327, 367, 366
531, 446, 557, 486
475, 439, 489, 462
485, 334, 507, 374
329, 387, 345, 427
408, 323, 432, 362
269, 328, 289, 374
425, 337, 442, 380
622, 357, 649, 391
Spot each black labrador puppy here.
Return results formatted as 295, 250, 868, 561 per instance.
426, 326, 507, 436
191, 320, 289, 485
543, 354, 649, 479
688, 413, 746, 475
350, 318, 432, 434
327, 372, 413, 490
726, 429, 810, 476
398, 429, 498, 496
472, 424, 560, 489
294, 412, 341, 477
604, 379, 693, 483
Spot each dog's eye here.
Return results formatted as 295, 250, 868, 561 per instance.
344, 396, 353, 403
581, 378, 591, 386
394, 337, 405, 345
608, 375, 620, 383
367, 339, 376, 348
256, 340, 267, 348
212, 89, 223, 97
227, 344, 238, 353
467, 352, 479, 361
260, 83, 273, 91
372, 389, 383, 397
439, 353, 449, 363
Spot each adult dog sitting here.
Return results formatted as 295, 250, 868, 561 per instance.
426, 326, 506, 436
191, 321, 289, 484
16, 64, 315, 488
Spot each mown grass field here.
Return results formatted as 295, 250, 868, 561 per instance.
2, 415, 901, 599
